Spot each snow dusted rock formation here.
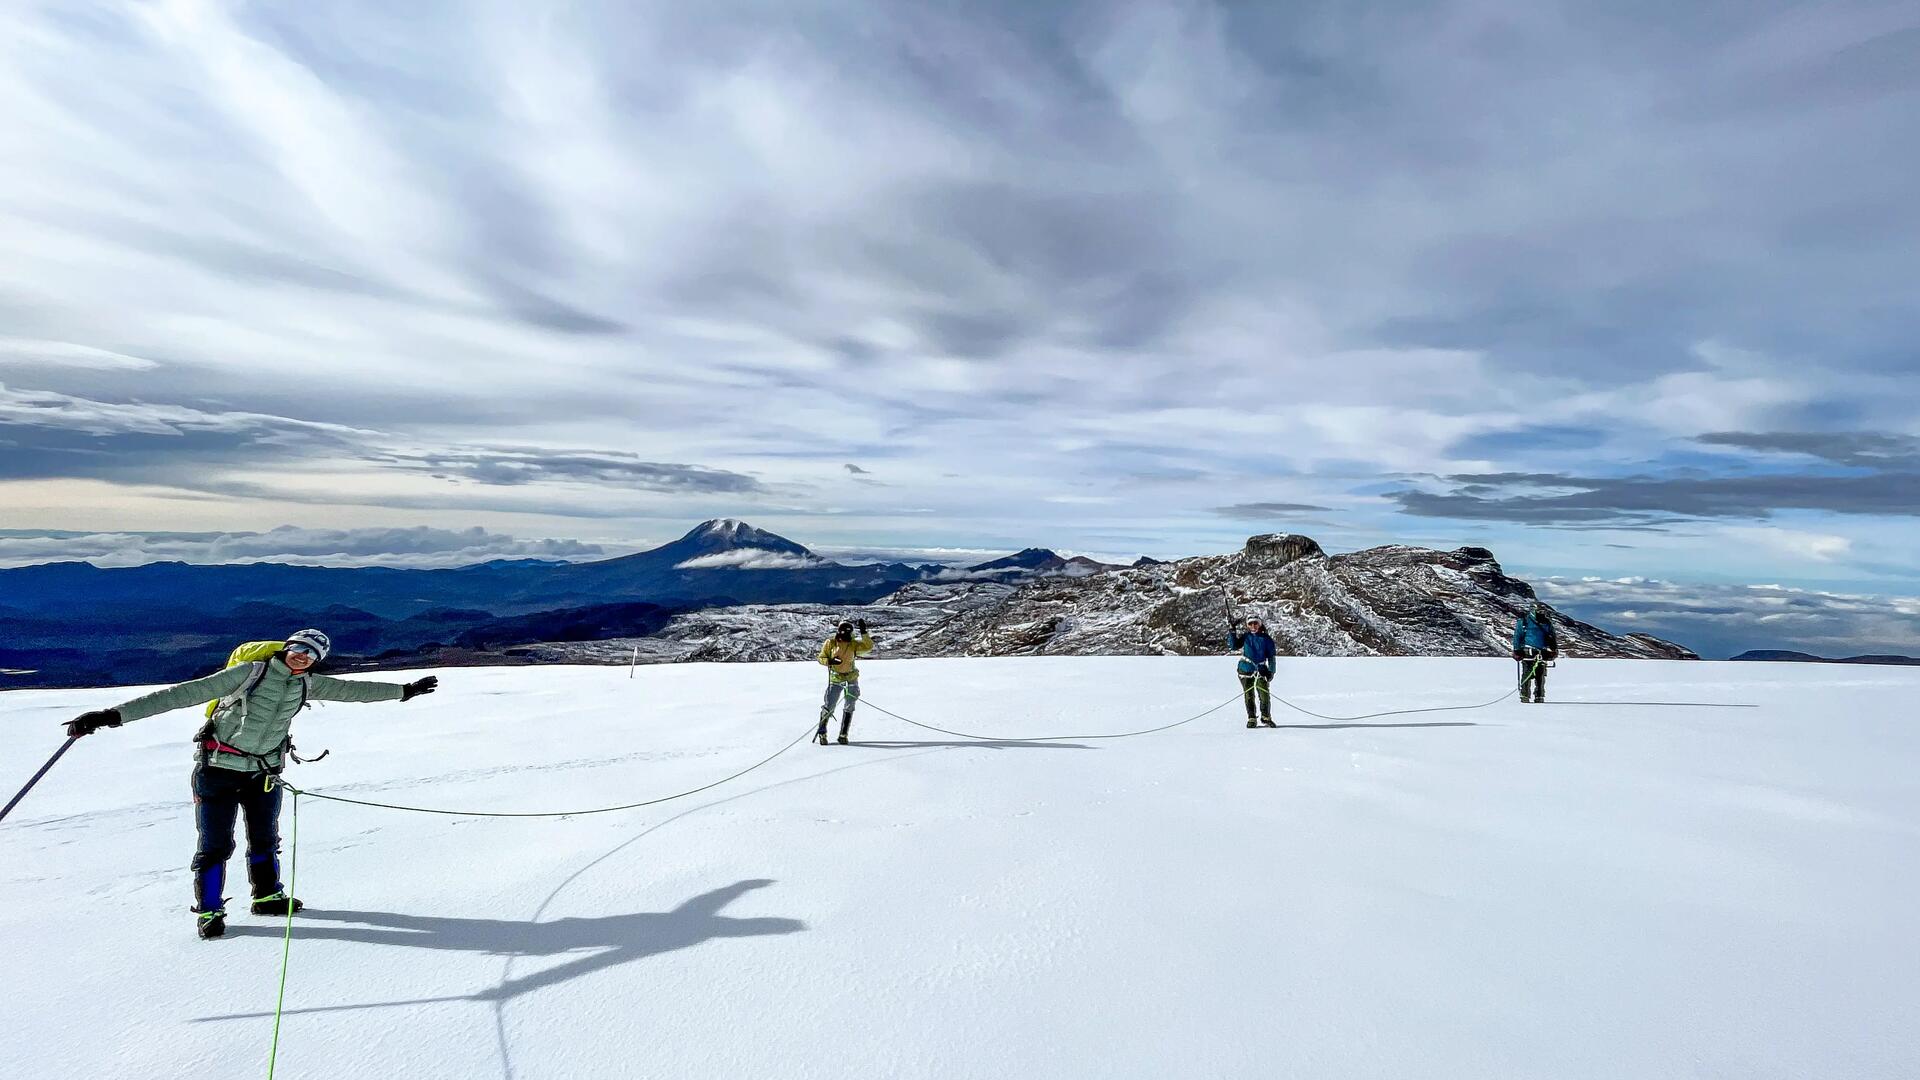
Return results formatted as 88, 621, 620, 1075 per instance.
525, 535, 1694, 665
902, 533, 1693, 659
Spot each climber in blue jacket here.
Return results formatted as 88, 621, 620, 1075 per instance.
1227, 616, 1279, 728
1511, 601, 1560, 703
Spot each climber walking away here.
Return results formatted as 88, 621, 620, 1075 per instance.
1228, 616, 1279, 728
1511, 601, 1560, 703
816, 618, 874, 745
62, 629, 439, 939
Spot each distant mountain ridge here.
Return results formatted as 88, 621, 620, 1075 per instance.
515, 532, 1698, 669
0, 521, 1112, 686
0, 522, 1695, 688
1730, 650, 1920, 666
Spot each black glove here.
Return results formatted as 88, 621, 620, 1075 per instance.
1511, 651, 1524, 661
856, 619, 868, 632
401, 676, 439, 702
66, 708, 123, 738
1545, 650, 1559, 662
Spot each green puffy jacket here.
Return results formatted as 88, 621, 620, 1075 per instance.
115, 657, 406, 773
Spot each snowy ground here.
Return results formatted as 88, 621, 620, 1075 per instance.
2, 657, 1916, 1079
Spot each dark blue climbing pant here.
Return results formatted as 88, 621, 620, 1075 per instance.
190, 764, 285, 911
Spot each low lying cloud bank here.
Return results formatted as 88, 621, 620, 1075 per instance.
0, 526, 610, 570
1537, 577, 1920, 660
673, 550, 828, 571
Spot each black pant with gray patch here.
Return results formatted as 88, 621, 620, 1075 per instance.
1516, 657, 1548, 700
1238, 666, 1274, 719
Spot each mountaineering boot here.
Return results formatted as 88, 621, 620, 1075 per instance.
193, 906, 227, 940
837, 716, 851, 745
246, 852, 285, 903
1520, 691, 1531, 703
814, 730, 830, 746
1259, 716, 1277, 728
251, 892, 304, 917
1246, 717, 1258, 728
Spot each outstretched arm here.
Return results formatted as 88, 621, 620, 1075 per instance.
306, 674, 408, 704
117, 665, 256, 724
73, 665, 257, 737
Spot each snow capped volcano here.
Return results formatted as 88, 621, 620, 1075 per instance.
666, 519, 817, 560
666, 521, 827, 571
586, 519, 828, 572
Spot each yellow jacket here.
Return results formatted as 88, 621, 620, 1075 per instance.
818, 632, 873, 679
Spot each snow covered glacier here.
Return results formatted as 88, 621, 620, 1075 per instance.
2, 655, 1913, 1078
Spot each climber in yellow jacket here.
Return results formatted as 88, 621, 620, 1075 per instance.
815, 618, 874, 745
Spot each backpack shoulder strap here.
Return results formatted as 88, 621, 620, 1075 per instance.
221, 661, 270, 712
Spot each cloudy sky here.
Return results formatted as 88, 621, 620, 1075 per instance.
2, 1, 1916, 654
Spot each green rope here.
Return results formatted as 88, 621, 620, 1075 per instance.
266, 787, 298, 1080
285, 721, 817, 818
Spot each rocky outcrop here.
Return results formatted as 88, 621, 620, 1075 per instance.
527, 535, 1696, 665
897, 535, 1693, 659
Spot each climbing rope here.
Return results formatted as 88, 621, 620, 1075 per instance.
860, 687, 1250, 742
863, 661, 1542, 739
283, 721, 819, 818
1266, 675, 1523, 723
266, 785, 298, 1080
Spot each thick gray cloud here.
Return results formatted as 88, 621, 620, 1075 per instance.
1695, 431, 1920, 467
0, 382, 762, 503
0, 525, 612, 569
1394, 464, 1920, 525
1538, 576, 1920, 659
380, 446, 765, 494
1213, 502, 1335, 517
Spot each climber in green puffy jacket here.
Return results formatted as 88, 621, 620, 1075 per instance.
63, 628, 438, 939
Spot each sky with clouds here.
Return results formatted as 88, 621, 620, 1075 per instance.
2, 1, 1916, 654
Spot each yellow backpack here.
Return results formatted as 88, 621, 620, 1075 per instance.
203, 640, 287, 718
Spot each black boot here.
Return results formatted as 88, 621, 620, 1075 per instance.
193, 906, 227, 940
1246, 717, 1258, 728
251, 892, 304, 916
837, 715, 851, 745
1259, 716, 1277, 727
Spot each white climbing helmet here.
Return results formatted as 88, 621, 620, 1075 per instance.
285, 628, 331, 661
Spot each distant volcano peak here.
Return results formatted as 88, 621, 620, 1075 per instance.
677, 519, 812, 555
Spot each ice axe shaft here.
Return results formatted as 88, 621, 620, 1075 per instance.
0, 735, 79, 825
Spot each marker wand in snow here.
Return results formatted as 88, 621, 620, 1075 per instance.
0, 735, 79, 825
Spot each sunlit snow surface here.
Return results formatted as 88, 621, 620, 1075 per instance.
3, 657, 1914, 1079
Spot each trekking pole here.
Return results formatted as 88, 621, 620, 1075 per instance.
0, 735, 79, 825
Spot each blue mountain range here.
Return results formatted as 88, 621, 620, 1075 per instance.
0, 520, 1048, 688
